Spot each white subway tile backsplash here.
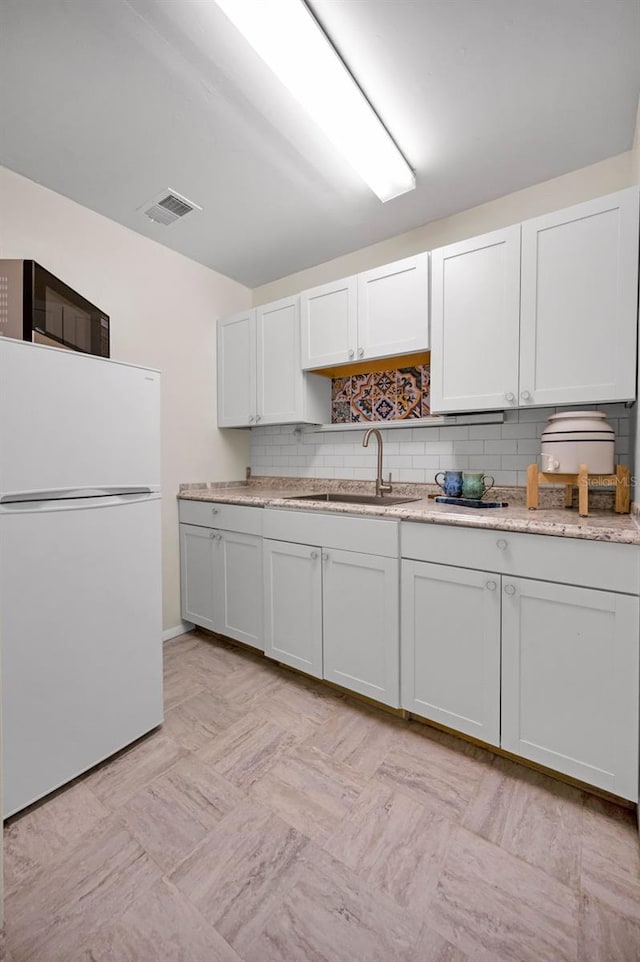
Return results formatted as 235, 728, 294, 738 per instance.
501, 455, 534, 470
412, 455, 441, 469
250, 404, 631, 485
469, 424, 502, 439
501, 422, 539, 439
398, 468, 432, 483
437, 426, 469, 441
484, 439, 518, 455
397, 441, 426, 454
423, 441, 455, 455
517, 439, 541, 455
468, 455, 503, 470
451, 440, 485, 455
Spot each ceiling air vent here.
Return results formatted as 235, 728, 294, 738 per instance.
142, 189, 202, 226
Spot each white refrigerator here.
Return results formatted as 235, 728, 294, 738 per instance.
0, 338, 163, 817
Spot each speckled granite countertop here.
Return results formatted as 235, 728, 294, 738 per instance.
178, 477, 640, 545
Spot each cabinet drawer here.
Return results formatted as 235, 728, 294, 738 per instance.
401, 522, 640, 594
178, 499, 263, 536
263, 509, 399, 557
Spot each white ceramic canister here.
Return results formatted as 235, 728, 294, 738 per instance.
540, 411, 615, 474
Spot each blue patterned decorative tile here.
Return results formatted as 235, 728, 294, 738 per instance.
332, 376, 351, 404
331, 400, 351, 423
351, 373, 375, 422
396, 367, 422, 419
420, 364, 431, 417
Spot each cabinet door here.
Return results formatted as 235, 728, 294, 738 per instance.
323, 549, 399, 707
217, 530, 263, 650
501, 577, 639, 800
520, 188, 639, 407
357, 253, 429, 361
217, 310, 256, 427
256, 296, 303, 424
263, 539, 323, 677
401, 560, 501, 745
430, 226, 521, 413
301, 276, 358, 370
179, 524, 216, 630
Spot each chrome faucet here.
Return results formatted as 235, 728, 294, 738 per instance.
362, 427, 393, 498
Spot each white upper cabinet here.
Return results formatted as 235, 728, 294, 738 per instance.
216, 310, 256, 428
430, 227, 521, 413
256, 296, 303, 424
300, 276, 358, 369
357, 253, 430, 362
300, 253, 429, 369
430, 188, 640, 413
519, 188, 639, 407
217, 297, 329, 427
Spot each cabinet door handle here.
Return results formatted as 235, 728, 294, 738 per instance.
255, 414, 262, 422
485, 580, 497, 591
348, 349, 355, 359
505, 392, 515, 403
209, 531, 216, 539
322, 552, 329, 562
504, 583, 516, 596
496, 538, 508, 550
310, 551, 318, 560
520, 390, 531, 401
248, 415, 255, 423
216, 533, 222, 542
211, 507, 219, 515
358, 347, 364, 358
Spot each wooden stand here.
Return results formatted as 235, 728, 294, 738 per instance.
526, 463, 630, 517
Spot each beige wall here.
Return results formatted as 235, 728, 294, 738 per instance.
0, 166, 251, 634
253, 150, 637, 304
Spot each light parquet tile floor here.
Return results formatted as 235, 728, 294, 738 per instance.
4, 631, 640, 962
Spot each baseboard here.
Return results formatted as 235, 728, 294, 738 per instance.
163, 621, 194, 642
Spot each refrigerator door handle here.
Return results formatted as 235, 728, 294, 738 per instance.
0, 485, 160, 504
0, 491, 161, 514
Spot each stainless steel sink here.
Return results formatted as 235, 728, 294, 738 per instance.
284, 492, 421, 506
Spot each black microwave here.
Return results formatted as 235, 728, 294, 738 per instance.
0, 259, 110, 357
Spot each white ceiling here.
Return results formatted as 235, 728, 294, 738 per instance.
1, 0, 639, 288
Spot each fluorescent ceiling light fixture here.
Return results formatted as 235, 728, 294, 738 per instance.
214, 0, 416, 202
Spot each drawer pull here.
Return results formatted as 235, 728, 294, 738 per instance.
496, 538, 508, 550
504, 583, 516, 596
211, 507, 219, 515
485, 580, 497, 591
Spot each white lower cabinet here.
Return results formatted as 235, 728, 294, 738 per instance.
263, 539, 323, 677
323, 549, 399, 707
401, 560, 501, 745
400, 550, 639, 800
180, 523, 263, 650
180, 524, 217, 631
216, 530, 263, 649
501, 576, 639, 800
262, 517, 400, 707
